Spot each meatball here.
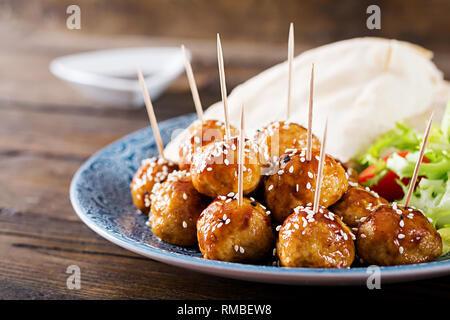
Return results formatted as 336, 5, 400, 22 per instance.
178, 119, 236, 170
357, 204, 442, 266
150, 170, 209, 246
277, 205, 355, 268
130, 157, 178, 214
191, 137, 262, 198
265, 148, 348, 223
197, 196, 274, 263
330, 184, 388, 228
255, 121, 320, 166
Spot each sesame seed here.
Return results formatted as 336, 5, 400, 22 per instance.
308, 172, 313, 178
306, 182, 311, 190
399, 246, 404, 254
225, 219, 230, 224
276, 225, 281, 231
399, 220, 405, 227
239, 246, 245, 254
182, 193, 187, 200
398, 234, 405, 239
182, 221, 187, 228
289, 166, 294, 173
234, 245, 239, 252
227, 192, 235, 197
268, 185, 274, 191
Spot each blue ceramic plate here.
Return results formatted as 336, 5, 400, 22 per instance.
70, 114, 450, 285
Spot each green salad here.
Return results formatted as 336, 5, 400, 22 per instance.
358, 101, 450, 255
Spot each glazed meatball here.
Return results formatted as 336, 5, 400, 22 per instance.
197, 196, 274, 263
191, 137, 261, 198
130, 157, 178, 214
150, 170, 209, 246
255, 121, 320, 166
265, 148, 348, 223
178, 119, 236, 170
277, 205, 355, 268
357, 204, 442, 266
330, 184, 388, 228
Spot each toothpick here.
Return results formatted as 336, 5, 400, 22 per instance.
137, 68, 165, 159
306, 63, 314, 161
217, 34, 231, 140
404, 112, 434, 207
313, 118, 328, 214
181, 45, 203, 122
238, 105, 245, 206
286, 22, 294, 120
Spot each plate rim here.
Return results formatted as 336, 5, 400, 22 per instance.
70, 114, 450, 285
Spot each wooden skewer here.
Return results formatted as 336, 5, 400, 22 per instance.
181, 45, 204, 122
286, 22, 294, 120
217, 33, 231, 140
313, 118, 328, 214
306, 63, 314, 161
238, 105, 245, 206
404, 112, 434, 207
137, 68, 165, 159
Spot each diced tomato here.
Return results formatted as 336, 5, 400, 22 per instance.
358, 151, 428, 202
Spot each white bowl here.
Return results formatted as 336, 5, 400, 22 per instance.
50, 47, 187, 108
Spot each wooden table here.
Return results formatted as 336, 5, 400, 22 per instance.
1, 25, 449, 300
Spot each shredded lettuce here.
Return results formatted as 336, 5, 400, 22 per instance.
357, 101, 450, 255
399, 174, 450, 228
386, 151, 450, 180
